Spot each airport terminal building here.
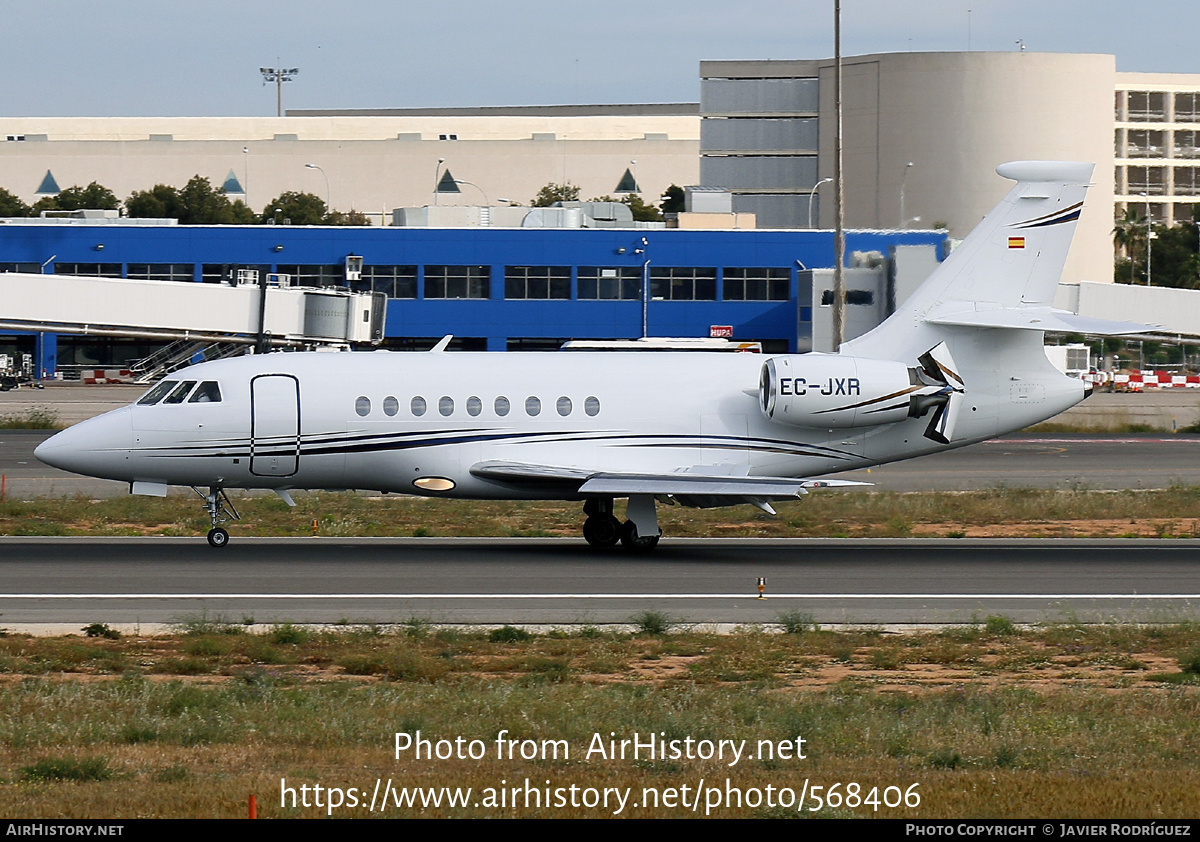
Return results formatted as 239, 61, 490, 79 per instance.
0, 219, 946, 376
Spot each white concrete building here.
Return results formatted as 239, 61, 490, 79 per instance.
0, 105, 700, 221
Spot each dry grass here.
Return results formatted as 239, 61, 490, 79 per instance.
7, 485, 1200, 539
0, 623, 1197, 818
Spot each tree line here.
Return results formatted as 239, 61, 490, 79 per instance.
0, 176, 370, 225
529, 182, 685, 222
1113, 206, 1200, 288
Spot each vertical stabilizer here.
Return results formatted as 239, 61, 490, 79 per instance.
844, 161, 1093, 360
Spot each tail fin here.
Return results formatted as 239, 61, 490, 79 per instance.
843, 161, 1093, 360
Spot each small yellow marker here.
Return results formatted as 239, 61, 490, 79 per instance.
756, 577, 767, 600
312, 518, 319, 536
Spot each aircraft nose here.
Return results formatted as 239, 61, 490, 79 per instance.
34, 406, 134, 479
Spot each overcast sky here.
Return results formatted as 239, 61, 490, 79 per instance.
3, 1, 1195, 116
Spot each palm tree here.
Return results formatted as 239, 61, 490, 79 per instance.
1113, 206, 1146, 283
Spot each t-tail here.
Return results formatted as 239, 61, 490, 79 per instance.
836, 161, 1148, 444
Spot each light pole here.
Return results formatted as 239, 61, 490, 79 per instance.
242, 147, 249, 207
259, 66, 299, 117
1141, 192, 1154, 286
454, 179, 489, 208
305, 163, 330, 210
899, 161, 915, 228
434, 158, 445, 206
806, 177, 833, 228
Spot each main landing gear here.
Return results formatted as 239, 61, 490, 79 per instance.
582, 495, 661, 552
193, 486, 241, 548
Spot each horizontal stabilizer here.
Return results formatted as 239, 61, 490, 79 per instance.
927, 306, 1153, 336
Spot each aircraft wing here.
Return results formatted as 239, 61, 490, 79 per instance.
470, 460, 869, 499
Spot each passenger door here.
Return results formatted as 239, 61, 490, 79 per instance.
250, 374, 300, 477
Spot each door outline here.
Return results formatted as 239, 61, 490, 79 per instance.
250, 373, 300, 477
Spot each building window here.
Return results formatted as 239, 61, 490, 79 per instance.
723, 268, 790, 301
1176, 168, 1200, 197
275, 264, 343, 287
359, 265, 417, 298
126, 263, 195, 282
438, 133, 459, 141
504, 265, 570, 299
424, 265, 490, 299
1176, 93, 1200, 123
1127, 166, 1166, 195
649, 267, 717, 301
820, 290, 875, 306
54, 263, 121, 278
1125, 129, 1165, 159
1127, 91, 1166, 122
577, 267, 641, 300
0, 263, 42, 273
1174, 130, 1200, 159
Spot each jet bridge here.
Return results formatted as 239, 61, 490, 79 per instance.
0, 271, 386, 361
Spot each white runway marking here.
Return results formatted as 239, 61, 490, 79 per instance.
0, 593, 1196, 601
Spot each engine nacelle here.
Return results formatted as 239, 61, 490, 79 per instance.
759, 354, 923, 429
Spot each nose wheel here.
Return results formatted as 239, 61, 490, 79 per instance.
193, 486, 240, 548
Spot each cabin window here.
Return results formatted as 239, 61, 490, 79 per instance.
411, 396, 427, 416
188, 381, 222, 403
525, 396, 541, 416
494, 396, 510, 416
383, 396, 399, 416
163, 381, 198, 404
584, 396, 600, 416
439, 396, 454, 416
355, 396, 371, 416
466, 396, 482, 416
137, 380, 178, 406
556, 396, 572, 416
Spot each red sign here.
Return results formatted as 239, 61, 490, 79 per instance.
710, 325, 733, 338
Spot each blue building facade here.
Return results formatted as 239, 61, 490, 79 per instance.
0, 223, 946, 374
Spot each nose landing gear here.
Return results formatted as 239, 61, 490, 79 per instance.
193, 486, 241, 547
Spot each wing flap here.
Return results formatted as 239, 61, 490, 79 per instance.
470, 460, 869, 498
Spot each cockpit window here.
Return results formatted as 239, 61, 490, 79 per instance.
137, 380, 178, 406
163, 381, 198, 404
188, 381, 222, 403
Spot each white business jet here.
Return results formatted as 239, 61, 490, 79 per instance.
35, 162, 1145, 549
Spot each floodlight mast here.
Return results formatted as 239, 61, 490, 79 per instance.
260, 66, 299, 117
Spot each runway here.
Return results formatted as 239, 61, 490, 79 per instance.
1, 537, 1197, 626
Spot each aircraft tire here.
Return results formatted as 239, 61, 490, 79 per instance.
583, 515, 621, 547
207, 527, 230, 548
619, 520, 660, 552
